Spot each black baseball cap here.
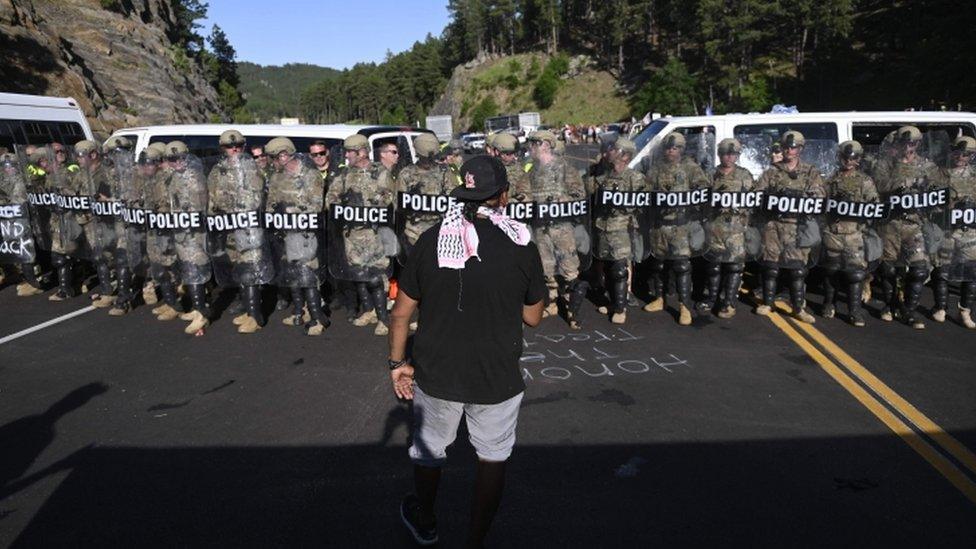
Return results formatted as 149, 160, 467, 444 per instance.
451, 155, 510, 201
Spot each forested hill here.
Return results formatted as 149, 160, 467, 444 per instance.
237, 63, 339, 122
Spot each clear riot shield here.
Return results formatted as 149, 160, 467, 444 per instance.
800, 139, 840, 179
166, 154, 211, 285
591, 170, 651, 263
876, 132, 948, 269
266, 154, 327, 288
738, 134, 774, 178
395, 163, 455, 265
820, 171, 886, 274
16, 145, 53, 252
327, 186, 396, 283
704, 165, 762, 264
81, 155, 120, 266
117, 150, 150, 275
938, 149, 976, 282
205, 154, 274, 288
0, 153, 37, 265
48, 146, 90, 260
756, 146, 831, 270
530, 160, 593, 276
643, 135, 710, 261
684, 131, 716, 173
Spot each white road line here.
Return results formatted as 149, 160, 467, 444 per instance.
0, 305, 96, 345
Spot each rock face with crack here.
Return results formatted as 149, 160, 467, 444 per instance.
0, 0, 223, 136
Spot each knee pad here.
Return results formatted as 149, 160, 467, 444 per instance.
908, 266, 929, 282
609, 260, 628, 281
671, 259, 691, 274
763, 266, 780, 280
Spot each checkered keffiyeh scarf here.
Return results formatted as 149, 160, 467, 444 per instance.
437, 202, 531, 269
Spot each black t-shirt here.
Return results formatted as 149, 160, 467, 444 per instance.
399, 217, 547, 404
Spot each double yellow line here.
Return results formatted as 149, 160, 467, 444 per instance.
762, 301, 976, 504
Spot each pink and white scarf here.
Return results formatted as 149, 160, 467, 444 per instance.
437, 202, 531, 269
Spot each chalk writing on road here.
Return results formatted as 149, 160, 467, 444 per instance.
520, 327, 690, 383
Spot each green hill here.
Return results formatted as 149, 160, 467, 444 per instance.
238, 62, 339, 122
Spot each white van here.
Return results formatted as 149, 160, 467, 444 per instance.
109, 124, 435, 167
630, 111, 976, 177
0, 92, 95, 150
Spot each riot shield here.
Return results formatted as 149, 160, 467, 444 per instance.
528, 157, 592, 276
48, 146, 90, 260
0, 153, 37, 265
643, 135, 710, 261
327, 192, 396, 284
820, 171, 886, 274
938, 148, 976, 282
266, 154, 328, 288
704, 165, 762, 264
116, 150, 150, 275
591, 168, 651, 263
738, 134, 774, 178
15, 145, 53, 252
876, 132, 948, 269
80, 154, 119, 266
756, 153, 828, 269
395, 163, 456, 265
683, 131, 716, 173
800, 139, 840, 179
165, 154, 211, 285
206, 153, 274, 287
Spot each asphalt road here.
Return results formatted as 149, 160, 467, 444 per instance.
1, 144, 975, 547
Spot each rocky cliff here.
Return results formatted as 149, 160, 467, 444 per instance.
0, 0, 223, 137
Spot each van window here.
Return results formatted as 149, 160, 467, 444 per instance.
734, 122, 839, 177
114, 133, 140, 148
149, 135, 220, 158
1, 119, 87, 147
851, 122, 975, 148
671, 125, 716, 171
733, 122, 838, 143
633, 119, 669, 154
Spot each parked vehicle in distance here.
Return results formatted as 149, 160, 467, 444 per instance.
461, 132, 486, 153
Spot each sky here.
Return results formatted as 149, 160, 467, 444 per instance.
202, 1, 451, 70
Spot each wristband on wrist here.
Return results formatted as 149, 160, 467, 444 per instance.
388, 358, 408, 370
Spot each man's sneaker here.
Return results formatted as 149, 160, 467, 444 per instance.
400, 494, 437, 546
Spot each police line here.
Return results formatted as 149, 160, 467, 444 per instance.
592, 189, 952, 221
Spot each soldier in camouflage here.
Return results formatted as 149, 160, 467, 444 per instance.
75, 140, 119, 309
932, 136, 976, 329
46, 143, 85, 301
145, 143, 181, 322
266, 137, 330, 335
396, 133, 455, 248
700, 138, 755, 319
820, 140, 880, 327
0, 152, 43, 295
495, 133, 531, 204
208, 130, 272, 334
754, 131, 825, 324
527, 129, 589, 328
164, 141, 212, 334
100, 136, 141, 315
326, 134, 395, 336
642, 132, 709, 326
874, 125, 942, 329
20, 147, 53, 296
592, 138, 647, 324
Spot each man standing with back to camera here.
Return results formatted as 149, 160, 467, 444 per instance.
388, 156, 546, 547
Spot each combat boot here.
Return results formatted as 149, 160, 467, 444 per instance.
237, 286, 264, 334
142, 280, 158, 305
678, 304, 692, 326
755, 268, 778, 316
718, 267, 742, 319
643, 297, 665, 312
183, 284, 210, 334
717, 305, 736, 319
961, 308, 976, 329
352, 283, 376, 325
932, 272, 949, 322
17, 282, 44, 297
302, 287, 331, 336
91, 261, 114, 308
17, 264, 44, 296
788, 273, 815, 324
155, 283, 180, 320
565, 279, 589, 330
371, 284, 390, 336
108, 301, 130, 316
48, 264, 74, 302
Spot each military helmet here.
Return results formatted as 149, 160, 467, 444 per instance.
164, 141, 189, 157
952, 136, 976, 154
343, 134, 369, 151
219, 129, 246, 147
412, 133, 440, 157
896, 125, 922, 143
446, 138, 464, 153
75, 140, 99, 156
781, 130, 805, 148
838, 140, 864, 159
770, 142, 783, 154
527, 130, 558, 146
484, 133, 497, 149
493, 133, 518, 153
0, 152, 17, 166
614, 138, 636, 156
717, 138, 741, 155
139, 147, 163, 163
103, 135, 131, 153
265, 137, 296, 156
29, 150, 47, 163
147, 142, 168, 156
660, 132, 685, 149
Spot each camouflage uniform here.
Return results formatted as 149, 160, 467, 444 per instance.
0, 154, 40, 291
80, 159, 119, 304
325, 157, 394, 331
44, 151, 85, 300
754, 151, 826, 320
396, 161, 454, 246
593, 162, 647, 317
504, 160, 532, 204
207, 155, 270, 282
643, 151, 709, 318
529, 155, 586, 280
932, 143, 976, 325
701, 161, 756, 316
266, 155, 325, 286
820, 141, 881, 325
874, 134, 943, 326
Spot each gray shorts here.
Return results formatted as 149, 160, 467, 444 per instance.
408, 384, 524, 466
